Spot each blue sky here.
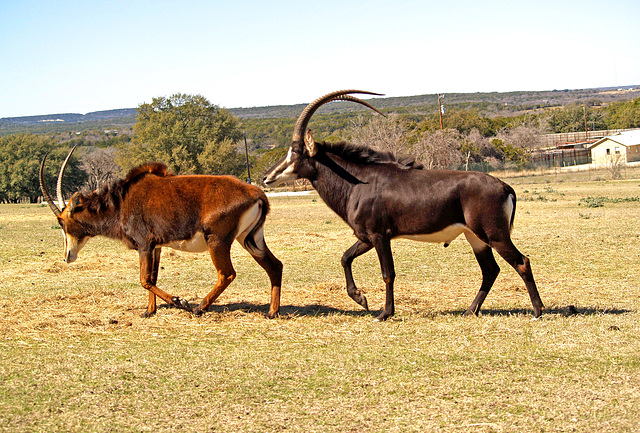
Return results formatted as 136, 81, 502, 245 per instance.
1, 0, 638, 118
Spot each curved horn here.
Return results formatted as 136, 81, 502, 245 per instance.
292, 90, 385, 143
39, 151, 61, 216
56, 145, 78, 209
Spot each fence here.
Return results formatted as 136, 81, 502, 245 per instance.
531, 148, 591, 168
540, 129, 633, 148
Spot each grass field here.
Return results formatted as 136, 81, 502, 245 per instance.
1, 172, 640, 432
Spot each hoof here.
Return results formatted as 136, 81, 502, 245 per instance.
141, 310, 155, 318
374, 311, 392, 321
171, 296, 191, 311
192, 306, 204, 317
359, 295, 369, 312
266, 310, 279, 319
533, 306, 544, 318
349, 290, 369, 311
462, 309, 478, 317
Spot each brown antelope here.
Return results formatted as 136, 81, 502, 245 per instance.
40, 146, 283, 318
263, 90, 543, 320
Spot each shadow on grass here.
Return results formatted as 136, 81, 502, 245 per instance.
159, 302, 634, 319
215, 302, 372, 318
438, 305, 634, 318
157, 301, 372, 318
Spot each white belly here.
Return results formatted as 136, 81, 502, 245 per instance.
395, 223, 468, 245
162, 232, 208, 253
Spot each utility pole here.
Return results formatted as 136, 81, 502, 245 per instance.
243, 131, 251, 184
437, 94, 445, 131
583, 105, 589, 141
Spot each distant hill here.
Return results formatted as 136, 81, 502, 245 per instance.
1, 85, 638, 135
0, 108, 137, 126
229, 85, 640, 119
0, 108, 138, 135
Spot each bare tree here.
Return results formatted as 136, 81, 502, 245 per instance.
412, 129, 463, 169
460, 128, 490, 171
348, 115, 464, 169
606, 153, 625, 179
80, 147, 120, 191
349, 114, 408, 155
498, 118, 548, 154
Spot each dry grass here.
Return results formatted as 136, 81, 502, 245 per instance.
1, 178, 640, 432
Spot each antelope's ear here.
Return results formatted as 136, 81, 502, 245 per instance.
68, 193, 84, 213
304, 129, 317, 157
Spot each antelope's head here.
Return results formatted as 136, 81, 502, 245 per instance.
39, 145, 90, 263
262, 90, 384, 187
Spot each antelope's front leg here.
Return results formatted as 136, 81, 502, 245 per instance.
341, 240, 372, 310
139, 249, 189, 317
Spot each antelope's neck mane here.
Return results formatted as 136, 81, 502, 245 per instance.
83, 163, 174, 213
318, 141, 423, 170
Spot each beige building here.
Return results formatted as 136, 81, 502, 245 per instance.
588, 130, 640, 166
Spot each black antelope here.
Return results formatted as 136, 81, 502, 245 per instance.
263, 90, 543, 320
40, 146, 283, 318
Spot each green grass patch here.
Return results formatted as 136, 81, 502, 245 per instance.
579, 195, 640, 207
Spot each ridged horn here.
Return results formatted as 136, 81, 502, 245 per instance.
292, 90, 385, 143
56, 145, 78, 209
39, 151, 61, 216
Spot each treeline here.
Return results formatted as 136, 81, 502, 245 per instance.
1, 94, 250, 203
241, 97, 640, 147
0, 133, 87, 203
239, 96, 640, 175
1, 94, 639, 203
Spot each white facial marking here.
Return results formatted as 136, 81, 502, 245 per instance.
64, 233, 88, 263
264, 149, 298, 186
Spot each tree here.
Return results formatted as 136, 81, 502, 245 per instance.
490, 138, 529, 169
606, 98, 640, 129
198, 138, 246, 176
416, 109, 499, 137
605, 153, 625, 179
347, 115, 464, 169
498, 124, 542, 153
80, 147, 120, 191
546, 103, 606, 133
412, 129, 463, 169
0, 133, 86, 203
459, 128, 490, 170
348, 115, 409, 155
117, 93, 245, 175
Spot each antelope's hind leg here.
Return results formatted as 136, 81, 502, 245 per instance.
492, 239, 544, 318
193, 237, 236, 316
241, 227, 283, 319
